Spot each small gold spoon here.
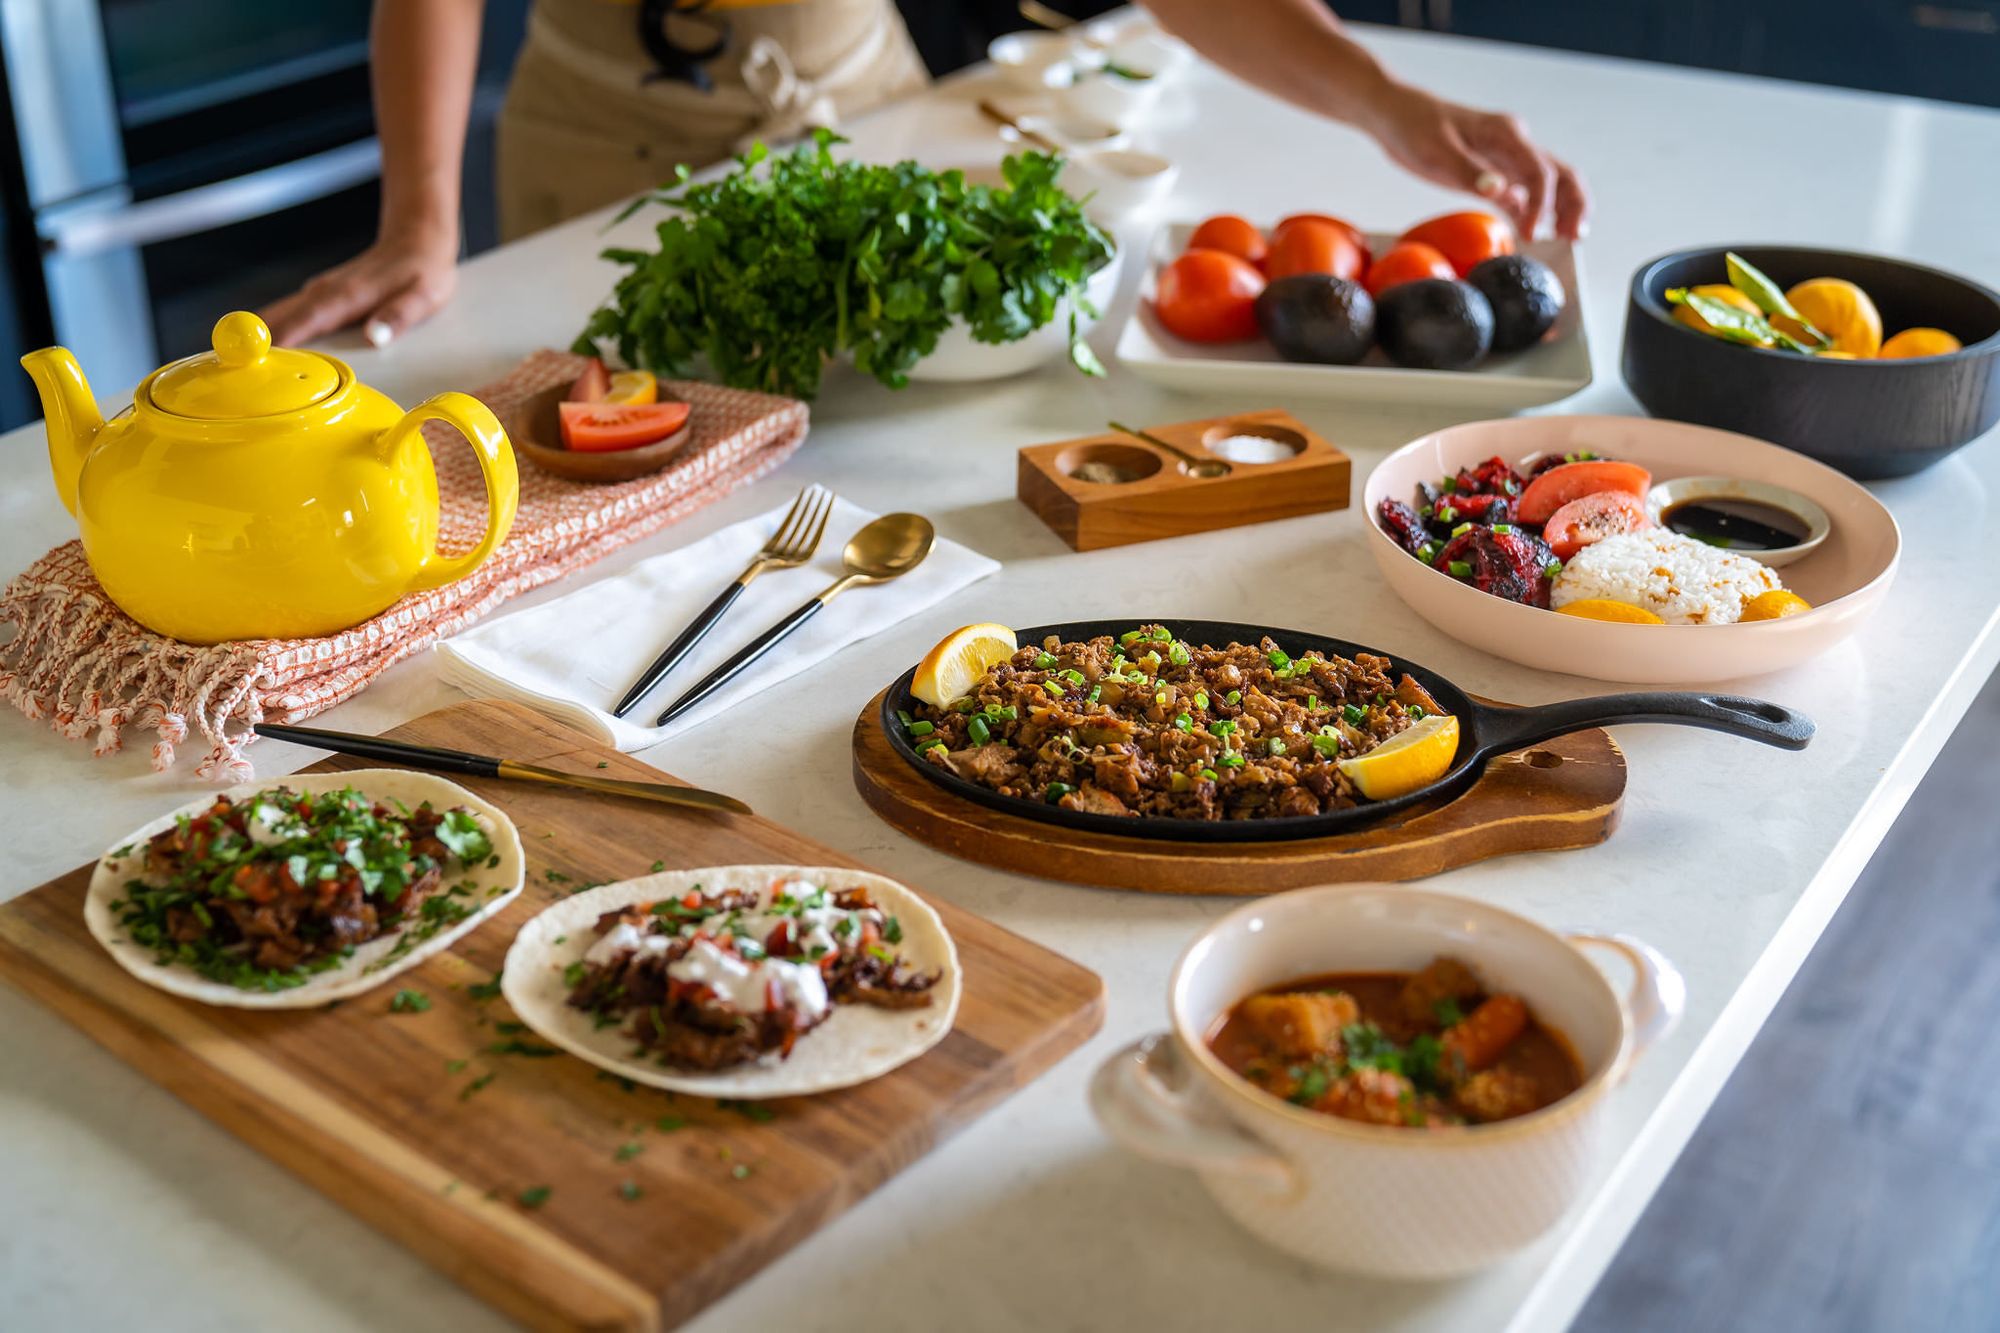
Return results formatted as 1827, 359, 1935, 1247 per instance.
657, 513, 937, 725
1108, 420, 1232, 478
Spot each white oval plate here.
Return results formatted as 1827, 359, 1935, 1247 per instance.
86, 769, 525, 1009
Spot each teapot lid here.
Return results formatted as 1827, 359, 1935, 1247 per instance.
148, 312, 343, 418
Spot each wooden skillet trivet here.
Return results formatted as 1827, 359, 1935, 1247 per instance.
852, 688, 1624, 892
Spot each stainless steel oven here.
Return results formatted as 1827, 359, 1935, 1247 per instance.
0, 0, 525, 426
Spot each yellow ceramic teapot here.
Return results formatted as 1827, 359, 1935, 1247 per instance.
20, 312, 518, 644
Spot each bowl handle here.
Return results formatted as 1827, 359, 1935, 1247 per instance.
1566, 932, 1687, 1083
393, 391, 521, 593
1089, 1033, 1297, 1195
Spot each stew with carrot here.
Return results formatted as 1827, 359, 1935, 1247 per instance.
1206, 956, 1583, 1128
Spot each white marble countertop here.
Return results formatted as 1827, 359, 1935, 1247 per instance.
6, 23, 2000, 1333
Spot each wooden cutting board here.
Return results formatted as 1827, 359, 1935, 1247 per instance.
852, 689, 1625, 892
0, 701, 1104, 1332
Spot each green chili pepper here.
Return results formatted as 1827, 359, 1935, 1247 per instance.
1725, 252, 1827, 346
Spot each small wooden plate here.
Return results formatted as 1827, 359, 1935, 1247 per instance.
503, 381, 695, 483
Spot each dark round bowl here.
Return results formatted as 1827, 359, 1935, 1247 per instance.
1621, 245, 2000, 479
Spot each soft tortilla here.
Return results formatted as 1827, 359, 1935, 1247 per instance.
502, 864, 961, 1098
85, 769, 525, 1010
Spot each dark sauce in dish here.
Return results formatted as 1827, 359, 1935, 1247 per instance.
1660, 497, 1809, 551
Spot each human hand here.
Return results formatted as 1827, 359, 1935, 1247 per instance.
259, 223, 460, 348
1361, 82, 1588, 241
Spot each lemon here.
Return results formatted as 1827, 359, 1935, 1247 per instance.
1338, 713, 1460, 801
911, 623, 1018, 707
1783, 278, 1881, 357
606, 369, 658, 405
1880, 327, 1962, 359
1555, 599, 1665, 625
1740, 590, 1812, 621
1673, 284, 1766, 343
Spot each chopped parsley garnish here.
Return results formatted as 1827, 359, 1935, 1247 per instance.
655, 1115, 688, 1133
445, 1058, 468, 1074
618, 1180, 643, 1201
1434, 997, 1466, 1027
563, 961, 589, 988
718, 1098, 776, 1123
467, 973, 504, 1001
731, 1164, 752, 1181
460, 1071, 497, 1100
883, 916, 903, 944
485, 1038, 561, 1058
389, 989, 431, 1014
614, 1141, 644, 1161
650, 860, 667, 873
517, 1185, 552, 1209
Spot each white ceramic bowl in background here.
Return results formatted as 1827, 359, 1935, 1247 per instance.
1052, 62, 1166, 128
1090, 885, 1683, 1278
987, 31, 1078, 92
1362, 415, 1901, 683
907, 244, 1123, 382
1063, 149, 1178, 221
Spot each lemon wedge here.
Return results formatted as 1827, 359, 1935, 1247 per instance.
911, 623, 1018, 707
1338, 713, 1460, 802
606, 369, 658, 405
1740, 590, 1812, 621
1556, 598, 1665, 625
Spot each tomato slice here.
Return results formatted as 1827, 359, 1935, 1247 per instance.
558, 400, 691, 452
1541, 490, 1652, 560
567, 356, 610, 402
1515, 460, 1653, 526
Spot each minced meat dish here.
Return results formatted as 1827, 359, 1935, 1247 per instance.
904, 625, 1447, 821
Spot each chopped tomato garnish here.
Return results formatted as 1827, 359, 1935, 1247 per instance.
681, 890, 703, 909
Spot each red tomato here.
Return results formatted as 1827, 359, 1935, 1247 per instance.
1541, 491, 1653, 560
1273, 213, 1371, 269
1398, 211, 1515, 278
1363, 241, 1456, 297
1262, 219, 1364, 282
1515, 460, 1654, 526
1186, 214, 1267, 267
567, 356, 610, 402
1155, 248, 1266, 342
558, 400, 691, 452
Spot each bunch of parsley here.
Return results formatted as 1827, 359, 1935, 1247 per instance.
572, 130, 1114, 400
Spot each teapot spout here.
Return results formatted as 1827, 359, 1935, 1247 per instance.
20, 346, 102, 518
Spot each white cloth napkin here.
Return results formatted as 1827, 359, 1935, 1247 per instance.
434, 497, 999, 750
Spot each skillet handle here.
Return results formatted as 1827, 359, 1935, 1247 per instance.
1474, 692, 1814, 755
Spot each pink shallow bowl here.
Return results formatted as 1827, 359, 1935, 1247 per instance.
1363, 415, 1900, 684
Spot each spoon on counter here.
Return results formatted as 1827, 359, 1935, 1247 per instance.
1108, 420, 1232, 478
655, 512, 937, 727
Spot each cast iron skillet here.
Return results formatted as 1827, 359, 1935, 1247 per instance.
880, 619, 1814, 844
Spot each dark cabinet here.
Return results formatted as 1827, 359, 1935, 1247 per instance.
1407, 0, 2000, 108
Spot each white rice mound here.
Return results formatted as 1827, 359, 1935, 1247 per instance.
1551, 529, 1782, 625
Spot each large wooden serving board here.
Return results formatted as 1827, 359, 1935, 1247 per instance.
853, 689, 1625, 892
0, 701, 1104, 1332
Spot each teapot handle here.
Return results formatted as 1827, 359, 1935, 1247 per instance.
391, 391, 520, 594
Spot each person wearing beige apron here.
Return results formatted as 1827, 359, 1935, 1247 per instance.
263, 0, 1586, 349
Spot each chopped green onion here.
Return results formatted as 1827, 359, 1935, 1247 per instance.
1419, 542, 1440, 563
1409, 706, 1427, 720
1152, 627, 1173, 642
1119, 629, 1144, 645
1174, 713, 1193, 732
1543, 559, 1563, 577
1154, 690, 1169, 706
1307, 694, 1319, 711
1193, 691, 1209, 710
967, 716, 991, 746
1451, 522, 1473, 537
1060, 667, 1086, 684
1086, 684, 1101, 703
1044, 681, 1065, 697
1045, 782, 1074, 804
1266, 737, 1287, 756
1033, 652, 1058, 670
1311, 734, 1341, 758
1440, 477, 1457, 494
1267, 648, 1291, 668
1436, 506, 1457, 524
1167, 643, 1191, 666
1448, 560, 1473, 578
906, 720, 934, 737
1419, 505, 1434, 520
896, 710, 914, 727
1342, 703, 1367, 726
1226, 690, 1242, 706
1220, 753, 1245, 768
918, 738, 946, 755
1491, 523, 1515, 534
1209, 719, 1238, 736
1200, 768, 1218, 781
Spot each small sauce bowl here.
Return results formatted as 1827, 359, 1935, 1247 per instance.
1062, 148, 1177, 220
1644, 475, 1831, 567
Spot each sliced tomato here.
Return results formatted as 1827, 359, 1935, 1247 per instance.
558, 400, 691, 452
567, 356, 610, 402
1515, 459, 1653, 526
1541, 490, 1652, 560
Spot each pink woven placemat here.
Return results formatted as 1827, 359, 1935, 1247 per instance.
0, 350, 808, 778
